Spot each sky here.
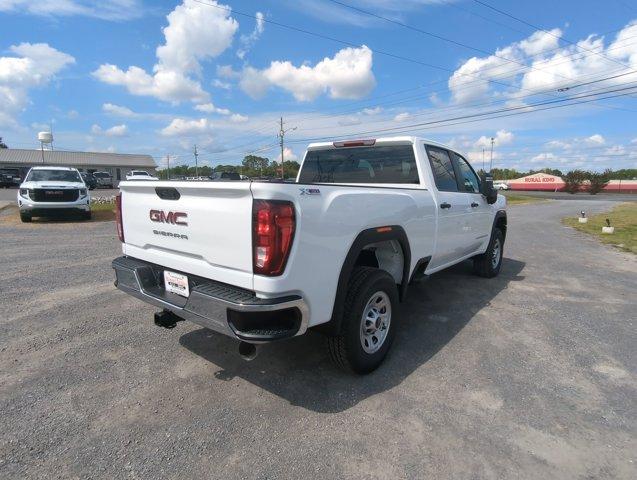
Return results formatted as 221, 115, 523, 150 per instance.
1, 0, 636, 172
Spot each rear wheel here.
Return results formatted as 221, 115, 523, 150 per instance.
327, 267, 399, 374
82, 211, 92, 221
473, 228, 504, 278
20, 212, 32, 223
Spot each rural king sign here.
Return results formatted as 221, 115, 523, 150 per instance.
149, 209, 188, 226
525, 176, 556, 183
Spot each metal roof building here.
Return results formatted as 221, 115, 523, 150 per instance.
0, 149, 156, 187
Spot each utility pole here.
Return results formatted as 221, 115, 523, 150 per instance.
166, 154, 171, 180
193, 144, 199, 178
489, 137, 495, 172
278, 117, 297, 180
482, 147, 485, 173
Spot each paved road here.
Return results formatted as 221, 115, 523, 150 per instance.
0, 200, 635, 479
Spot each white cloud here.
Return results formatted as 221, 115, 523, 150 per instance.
394, 112, 412, 122
102, 103, 136, 117
195, 102, 231, 115
93, 64, 209, 104
518, 29, 561, 56
91, 123, 128, 137
362, 107, 382, 115
449, 20, 637, 104
585, 134, 605, 145
161, 118, 214, 136
338, 116, 363, 126
229, 113, 249, 123
0, 0, 143, 21
545, 139, 572, 150
239, 45, 376, 101
237, 11, 264, 59
277, 147, 298, 162
212, 78, 232, 90
93, 0, 238, 103
0, 42, 75, 127
475, 130, 514, 148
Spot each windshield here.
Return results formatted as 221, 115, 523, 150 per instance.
26, 169, 82, 183
132, 171, 148, 176
93, 172, 110, 178
298, 145, 419, 184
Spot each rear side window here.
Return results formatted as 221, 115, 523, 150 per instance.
452, 153, 480, 193
426, 146, 458, 192
298, 145, 419, 184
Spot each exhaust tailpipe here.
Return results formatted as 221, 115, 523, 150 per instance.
239, 341, 258, 361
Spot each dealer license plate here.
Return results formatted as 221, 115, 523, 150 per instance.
164, 270, 189, 297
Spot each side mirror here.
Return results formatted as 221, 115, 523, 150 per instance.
480, 173, 498, 204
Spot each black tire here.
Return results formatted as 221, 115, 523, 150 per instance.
20, 212, 32, 223
473, 228, 504, 278
83, 211, 92, 221
327, 267, 399, 374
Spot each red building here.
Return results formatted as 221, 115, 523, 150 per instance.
506, 173, 637, 193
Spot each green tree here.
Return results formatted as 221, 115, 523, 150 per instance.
0, 137, 7, 148
587, 170, 610, 195
563, 170, 587, 194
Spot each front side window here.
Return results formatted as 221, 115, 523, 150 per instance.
426, 146, 458, 192
453, 153, 480, 193
298, 145, 419, 184
26, 169, 81, 182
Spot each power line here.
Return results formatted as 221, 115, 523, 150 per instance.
472, 0, 631, 69
285, 85, 637, 143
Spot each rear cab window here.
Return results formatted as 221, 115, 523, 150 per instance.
298, 145, 420, 185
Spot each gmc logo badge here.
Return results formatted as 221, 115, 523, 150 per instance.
149, 210, 188, 226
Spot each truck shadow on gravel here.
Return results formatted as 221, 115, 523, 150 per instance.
179, 258, 526, 413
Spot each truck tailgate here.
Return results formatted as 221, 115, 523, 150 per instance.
119, 181, 254, 289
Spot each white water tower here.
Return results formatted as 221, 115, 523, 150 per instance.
38, 131, 53, 163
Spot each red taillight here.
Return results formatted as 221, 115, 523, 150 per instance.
252, 200, 295, 276
115, 193, 124, 242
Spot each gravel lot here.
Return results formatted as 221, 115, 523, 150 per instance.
0, 200, 635, 479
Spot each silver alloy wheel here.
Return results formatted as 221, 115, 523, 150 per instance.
491, 237, 501, 269
359, 291, 392, 354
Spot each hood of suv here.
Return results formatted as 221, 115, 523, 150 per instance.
20, 181, 86, 189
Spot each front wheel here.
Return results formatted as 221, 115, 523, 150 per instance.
327, 267, 399, 374
20, 212, 32, 223
473, 228, 504, 278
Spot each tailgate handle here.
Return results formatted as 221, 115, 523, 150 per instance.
155, 187, 180, 200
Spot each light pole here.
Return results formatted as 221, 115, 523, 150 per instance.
489, 137, 495, 172
193, 144, 199, 178
278, 117, 297, 179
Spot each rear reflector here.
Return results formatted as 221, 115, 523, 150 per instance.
115, 193, 124, 242
252, 200, 295, 276
333, 139, 376, 148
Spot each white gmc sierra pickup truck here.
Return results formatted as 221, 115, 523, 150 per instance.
112, 137, 506, 373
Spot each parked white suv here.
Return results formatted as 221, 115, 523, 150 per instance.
494, 182, 509, 190
126, 170, 158, 181
112, 137, 506, 373
18, 166, 91, 222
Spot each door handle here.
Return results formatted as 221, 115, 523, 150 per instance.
471, 202, 479, 208
440, 202, 451, 209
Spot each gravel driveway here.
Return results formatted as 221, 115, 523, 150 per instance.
0, 200, 635, 479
